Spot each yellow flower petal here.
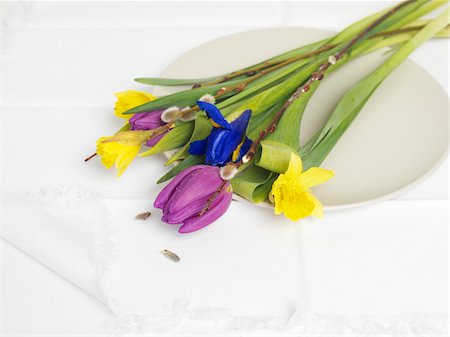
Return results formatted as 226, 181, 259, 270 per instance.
270, 152, 332, 221
114, 90, 156, 119
307, 192, 324, 218
300, 167, 335, 188
95, 136, 141, 176
104, 130, 152, 146
285, 152, 303, 178
115, 145, 140, 177
282, 191, 316, 221
271, 174, 287, 215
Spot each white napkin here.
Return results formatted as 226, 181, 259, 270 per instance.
3, 184, 448, 335
104, 198, 306, 334
2, 187, 113, 303
1, 185, 308, 335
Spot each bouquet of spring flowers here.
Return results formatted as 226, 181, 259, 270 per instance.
87, 0, 450, 233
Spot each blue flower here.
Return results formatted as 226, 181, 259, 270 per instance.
188, 101, 252, 166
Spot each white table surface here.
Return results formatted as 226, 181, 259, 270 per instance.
1, 1, 449, 336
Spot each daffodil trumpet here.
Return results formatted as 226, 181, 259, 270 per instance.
96, 130, 152, 177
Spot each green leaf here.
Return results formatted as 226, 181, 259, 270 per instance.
165, 115, 212, 165
266, 81, 318, 149
302, 8, 450, 170
135, 76, 220, 86
217, 61, 317, 116
231, 164, 277, 203
331, 0, 429, 45
230, 63, 320, 119
389, 0, 445, 31
260, 39, 332, 65
139, 121, 194, 157
157, 155, 204, 184
124, 79, 243, 114
246, 100, 284, 140
255, 141, 298, 174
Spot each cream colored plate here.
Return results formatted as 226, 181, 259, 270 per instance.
154, 27, 449, 209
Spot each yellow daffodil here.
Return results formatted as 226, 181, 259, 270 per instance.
96, 130, 152, 177
114, 90, 156, 119
270, 153, 334, 221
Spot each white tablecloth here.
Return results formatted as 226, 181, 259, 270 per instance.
2, 1, 449, 335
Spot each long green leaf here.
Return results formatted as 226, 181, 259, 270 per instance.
139, 121, 194, 157
255, 141, 299, 174
303, 8, 450, 170
229, 1, 443, 203
124, 79, 243, 114
227, 62, 320, 120
246, 100, 284, 140
135, 76, 221, 86
231, 164, 277, 203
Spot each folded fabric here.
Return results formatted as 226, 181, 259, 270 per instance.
1, 185, 307, 334
2, 186, 113, 303
2, 185, 448, 335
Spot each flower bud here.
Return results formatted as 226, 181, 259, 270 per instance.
220, 164, 239, 180
180, 106, 197, 122
154, 165, 232, 233
328, 55, 337, 65
129, 110, 168, 146
161, 106, 182, 123
242, 154, 251, 164
198, 94, 216, 104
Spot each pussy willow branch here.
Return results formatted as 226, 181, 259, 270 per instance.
195, 16, 430, 88
228, 0, 414, 170
84, 2, 418, 163
84, 21, 423, 163
198, 44, 337, 87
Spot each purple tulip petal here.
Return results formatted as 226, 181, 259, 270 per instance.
162, 194, 210, 224
154, 165, 208, 209
130, 110, 165, 130
164, 167, 222, 220
178, 188, 232, 233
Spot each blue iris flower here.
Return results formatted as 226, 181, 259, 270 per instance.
188, 101, 252, 167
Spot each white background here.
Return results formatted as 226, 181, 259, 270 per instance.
1, 1, 449, 336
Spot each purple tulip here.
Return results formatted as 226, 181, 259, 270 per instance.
154, 165, 233, 233
129, 110, 168, 147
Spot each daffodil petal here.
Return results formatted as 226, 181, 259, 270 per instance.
99, 153, 116, 169
300, 167, 335, 188
285, 152, 303, 178
96, 135, 141, 176
114, 90, 156, 119
270, 152, 332, 221
115, 145, 140, 177
307, 192, 324, 218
